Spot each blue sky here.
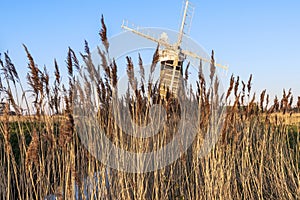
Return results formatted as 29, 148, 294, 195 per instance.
1, 0, 300, 101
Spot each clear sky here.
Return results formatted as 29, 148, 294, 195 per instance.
1, 0, 300, 102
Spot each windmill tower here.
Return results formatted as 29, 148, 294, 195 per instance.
121, 0, 227, 99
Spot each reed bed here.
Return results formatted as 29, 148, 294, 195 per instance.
0, 17, 299, 200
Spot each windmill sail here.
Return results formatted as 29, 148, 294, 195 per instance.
121, 0, 228, 99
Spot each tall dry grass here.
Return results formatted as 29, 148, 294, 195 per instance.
0, 16, 299, 199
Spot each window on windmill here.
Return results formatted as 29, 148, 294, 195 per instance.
166, 60, 174, 65
161, 60, 183, 72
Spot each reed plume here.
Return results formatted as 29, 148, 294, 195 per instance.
111, 59, 118, 87
288, 95, 293, 110
270, 95, 280, 113
265, 94, 269, 112
150, 44, 159, 76
280, 89, 289, 114
4, 52, 19, 84
99, 15, 109, 52
184, 62, 190, 82
23, 45, 43, 96
234, 76, 239, 98
241, 80, 246, 105
247, 74, 252, 96
126, 56, 137, 92
67, 48, 73, 77
138, 53, 145, 82
225, 75, 234, 101
54, 59, 60, 84
260, 89, 266, 112
97, 46, 110, 79
209, 50, 215, 82
69, 47, 80, 71
198, 59, 204, 82
42, 66, 50, 98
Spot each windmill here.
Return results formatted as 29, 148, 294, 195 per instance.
121, 0, 228, 99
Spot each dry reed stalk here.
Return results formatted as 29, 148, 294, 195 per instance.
2, 103, 11, 200
25, 129, 39, 169
0, 17, 299, 200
